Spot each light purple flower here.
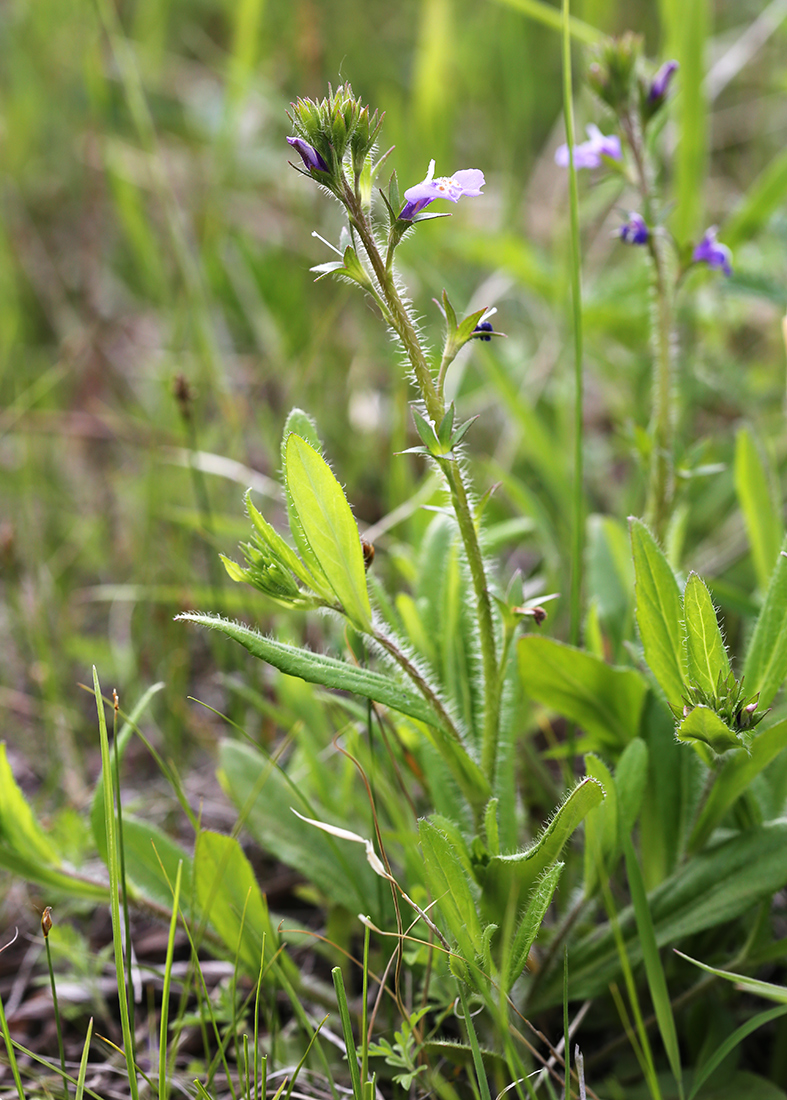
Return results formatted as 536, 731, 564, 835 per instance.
399, 160, 485, 220
617, 211, 649, 245
286, 136, 329, 174
693, 227, 732, 276
648, 60, 679, 102
555, 124, 622, 170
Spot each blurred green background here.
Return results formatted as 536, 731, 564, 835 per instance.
2, 0, 786, 805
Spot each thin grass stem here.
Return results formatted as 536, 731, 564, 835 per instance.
112, 691, 136, 1064
93, 667, 140, 1100
74, 1019, 93, 1100
0, 974, 25, 1100
561, 0, 585, 652
42, 910, 68, 1100
159, 860, 183, 1100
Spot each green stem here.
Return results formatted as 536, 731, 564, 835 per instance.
623, 115, 676, 541
45, 924, 68, 1100
562, 0, 585, 652
345, 187, 501, 781
371, 626, 464, 744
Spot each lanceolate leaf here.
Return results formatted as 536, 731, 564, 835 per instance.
734, 428, 782, 591
245, 491, 332, 600
480, 777, 604, 919
518, 636, 647, 750
419, 818, 483, 962
285, 434, 372, 629
683, 572, 730, 696
178, 613, 434, 724
180, 613, 490, 808
505, 862, 563, 990
194, 830, 281, 977
630, 518, 686, 704
280, 411, 326, 579
744, 544, 787, 709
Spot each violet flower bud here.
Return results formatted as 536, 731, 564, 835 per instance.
617, 212, 649, 245
649, 59, 679, 102
472, 321, 494, 341
286, 136, 330, 174
693, 227, 733, 277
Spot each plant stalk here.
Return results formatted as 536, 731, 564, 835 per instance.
623, 114, 677, 540
345, 187, 501, 782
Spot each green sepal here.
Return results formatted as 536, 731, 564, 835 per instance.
676, 705, 744, 754
440, 289, 458, 330
412, 406, 441, 452
386, 171, 400, 215
438, 404, 456, 449
449, 415, 479, 450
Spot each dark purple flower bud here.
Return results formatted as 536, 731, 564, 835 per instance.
472, 321, 494, 341
399, 160, 485, 220
649, 60, 679, 102
617, 211, 649, 245
693, 227, 733, 277
555, 125, 622, 170
286, 136, 329, 174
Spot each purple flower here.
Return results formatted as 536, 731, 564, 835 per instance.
555, 124, 622, 170
693, 227, 733, 276
648, 60, 679, 102
617, 212, 649, 245
286, 136, 329, 174
472, 321, 494, 341
399, 160, 485, 220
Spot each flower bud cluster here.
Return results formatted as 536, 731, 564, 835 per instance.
587, 32, 643, 114
587, 33, 678, 132
287, 84, 383, 193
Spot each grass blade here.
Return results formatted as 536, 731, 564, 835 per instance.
159, 860, 183, 1100
331, 967, 362, 1100
624, 837, 683, 1097
75, 1019, 94, 1100
93, 666, 140, 1100
686, 1003, 787, 1100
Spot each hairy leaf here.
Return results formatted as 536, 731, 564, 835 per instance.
285, 434, 372, 629
683, 572, 730, 696
676, 705, 739, 753
480, 777, 604, 919
630, 518, 686, 704
419, 818, 483, 962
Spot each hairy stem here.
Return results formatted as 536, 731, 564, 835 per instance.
624, 115, 677, 541
372, 626, 463, 744
345, 186, 501, 783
